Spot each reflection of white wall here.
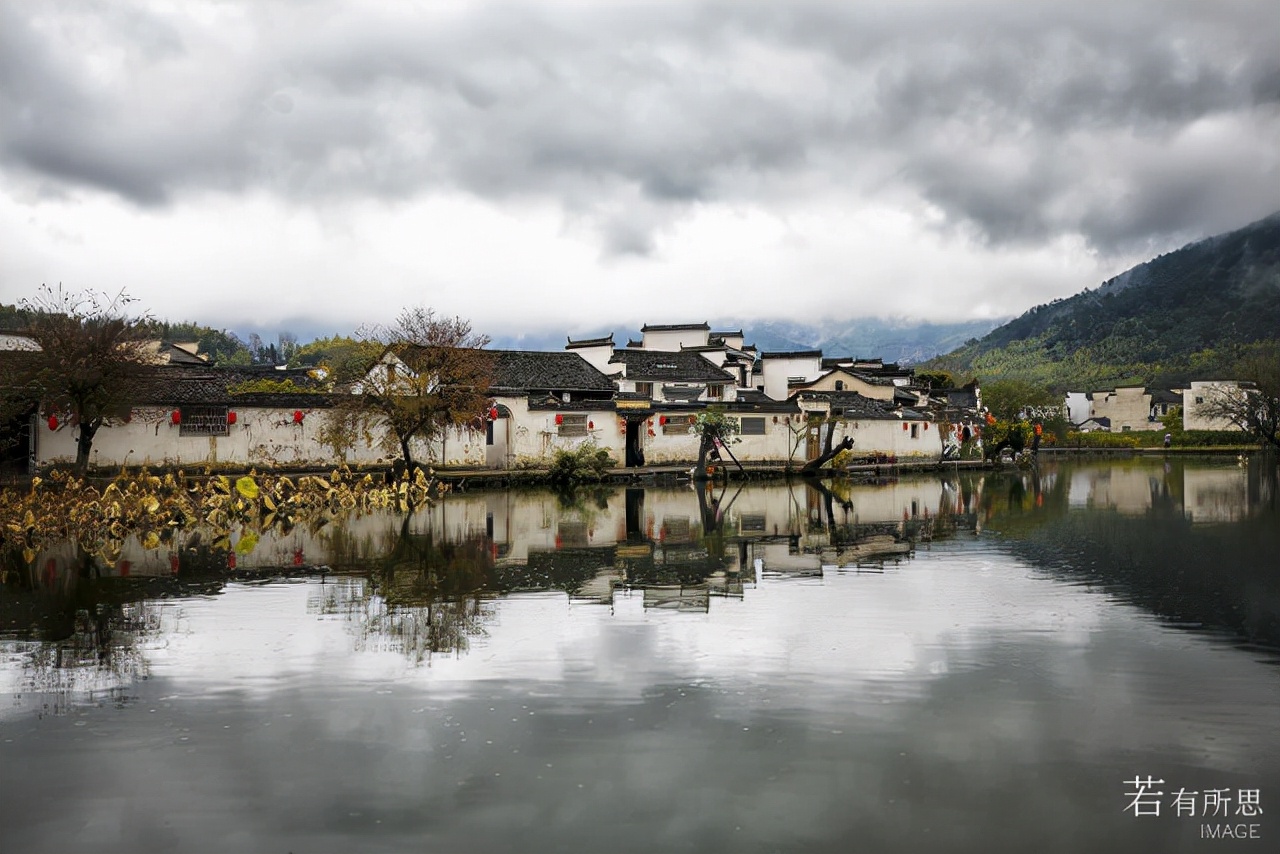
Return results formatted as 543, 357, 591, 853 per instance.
1066, 467, 1156, 515
1182, 468, 1249, 523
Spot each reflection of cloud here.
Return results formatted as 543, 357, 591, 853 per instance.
2, 549, 1278, 852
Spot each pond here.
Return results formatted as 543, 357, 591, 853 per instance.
2, 456, 1278, 853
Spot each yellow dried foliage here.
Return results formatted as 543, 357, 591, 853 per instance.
0, 465, 440, 567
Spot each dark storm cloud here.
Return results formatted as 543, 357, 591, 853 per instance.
2, 0, 1278, 256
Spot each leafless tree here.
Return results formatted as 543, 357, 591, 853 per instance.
10, 286, 153, 473
334, 307, 495, 475
1199, 343, 1280, 451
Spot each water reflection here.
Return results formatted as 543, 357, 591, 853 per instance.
2, 460, 1279, 852
976, 455, 1280, 651
3, 457, 1278, 703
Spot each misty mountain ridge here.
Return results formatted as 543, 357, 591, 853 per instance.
489, 317, 1002, 364
928, 209, 1280, 389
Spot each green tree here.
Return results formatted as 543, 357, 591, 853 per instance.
981, 379, 1060, 420
691, 407, 739, 480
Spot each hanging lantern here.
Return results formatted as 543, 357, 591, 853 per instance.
588, 420, 595, 429
555, 413, 564, 425
171, 410, 181, 425
659, 415, 667, 425
227, 411, 237, 425
688, 415, 696, 424
47, 414, 58, 431
293, 410, 304, 424
902, 422, 909, 431
489, 406, 499, 421
227, 554, 237, 569
923, 422, 929, 430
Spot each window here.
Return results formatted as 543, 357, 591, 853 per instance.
179, 406, 229, 437
834, 380, 844, 391
1195, 396, 1204, 404
558, 413, 588, 437
706, 384, 723, 399
910, 424, 919, 439
486, 419, 495, 446
663, 416, 691, 435
635, 382, 653, 398
739, 416, 766, 435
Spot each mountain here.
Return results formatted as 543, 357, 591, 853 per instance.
490, 317, 1002, 364
742, 318, 1002, 363
927, 211, 1280, 389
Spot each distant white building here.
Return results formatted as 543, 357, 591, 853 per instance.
1183, 381, 1248, 432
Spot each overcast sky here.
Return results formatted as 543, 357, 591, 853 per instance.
2, 0, 1278, 340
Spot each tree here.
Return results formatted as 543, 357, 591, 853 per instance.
801, 414, 854, 474
690, 407, 739, 481
11, 286, 153, 473
981, 379, 1060, 420
914, 370, 955, 390
1198, 343, 1280, 451
334, 308, 495, 475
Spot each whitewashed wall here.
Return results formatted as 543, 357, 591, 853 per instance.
1183, 381, 1247, 432
760, 355, 822, 400
33, 405, 490, 470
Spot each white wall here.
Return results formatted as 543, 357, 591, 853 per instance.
760, 355, 822, 400
34, 405, 494, 470
642, 328, 710, 351
1183, 381, 1247, 432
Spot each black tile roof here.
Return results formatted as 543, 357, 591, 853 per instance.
490, 350, 615, 393
798, 390, 926, 421
609, 349, 735, 383
128, 366, 333, 407
640, 322, 710, 332
761, 350, 823, 359
565, 335, 615, 349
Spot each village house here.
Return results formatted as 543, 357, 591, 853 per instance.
1183, 381, 1250, 432
1086, 387, 1163, 432
31, 365, 342, 470
11, 319, 974, 473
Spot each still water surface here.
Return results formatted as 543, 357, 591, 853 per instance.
2, 457, 1278, 853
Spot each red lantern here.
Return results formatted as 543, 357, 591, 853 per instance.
47, 414, 58, 431
293, 410, 304, 424
228, 553, 237, 569
227, 411, 237, 425
489, 406, 499, 421
924, 422, 929, 430
555, 413, 564, 425
171, 410, 181, 425
902, 422, 909, 431
170, 555, 180, 575
588, 420, 594, 429
659, 415, 667, 425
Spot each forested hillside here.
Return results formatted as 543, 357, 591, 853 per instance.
928, 211, 1280, 389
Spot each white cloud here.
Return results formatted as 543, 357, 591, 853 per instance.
2, 0, 1278, 336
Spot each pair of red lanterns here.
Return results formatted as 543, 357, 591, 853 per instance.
552, 413, 594, 429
